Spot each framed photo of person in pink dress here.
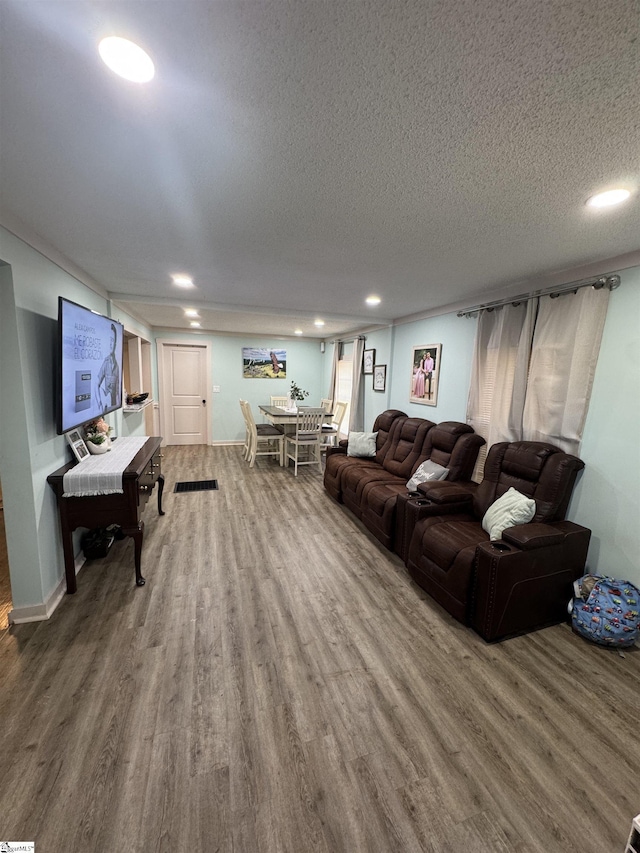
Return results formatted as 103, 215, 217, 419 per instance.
410, 344, 441, 406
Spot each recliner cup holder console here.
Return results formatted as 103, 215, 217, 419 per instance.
490, 541, 511, 551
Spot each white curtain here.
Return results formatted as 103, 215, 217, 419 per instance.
349, 337, 365, 432
523, 286, 610, 454
467, 300, 536, 480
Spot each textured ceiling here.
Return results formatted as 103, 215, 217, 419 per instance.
1, 0, 639, 337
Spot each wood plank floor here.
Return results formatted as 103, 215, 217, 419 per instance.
0, 444, 638, 852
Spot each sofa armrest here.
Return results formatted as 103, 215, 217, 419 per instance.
416, 480, 474, 508
502, 523, 564, 550
325, 444, 347, 458
471, 522, 591, 641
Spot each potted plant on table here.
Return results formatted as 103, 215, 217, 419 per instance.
84, 417, 113, 454
289, 381, 309, 410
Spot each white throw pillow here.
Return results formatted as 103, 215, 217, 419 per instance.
347, 432, 378, 457
482, 487, 536, 541
406, 460, 450, 491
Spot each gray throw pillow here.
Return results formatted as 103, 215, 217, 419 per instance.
406, 460, 450, 491
347, 432, 378, 457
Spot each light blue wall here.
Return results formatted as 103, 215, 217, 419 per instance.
569, 268, 640, 581
0, 228, 112, 609
378, 272, 640, 586
3, 220, 639, 612
389, 311, 477, 422
152, 331, 324, 443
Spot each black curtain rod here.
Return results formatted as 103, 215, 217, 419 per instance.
457, 273, 621, 318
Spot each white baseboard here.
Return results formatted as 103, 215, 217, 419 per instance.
9, 552, 86, 624
210, 440, 243, 446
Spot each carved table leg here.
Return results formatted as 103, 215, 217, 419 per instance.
157, 473, 165, 516
122, 520, 146, 586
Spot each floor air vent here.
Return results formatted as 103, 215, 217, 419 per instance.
174, 479, 219, 493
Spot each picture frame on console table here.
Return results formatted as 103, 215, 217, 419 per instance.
410, 343, 441, 406
66, 428, 90, 462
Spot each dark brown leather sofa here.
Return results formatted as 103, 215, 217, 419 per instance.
405, 441, 590, 641
324, 412, 484, 552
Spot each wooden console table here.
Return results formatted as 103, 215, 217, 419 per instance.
47, 436, 165, 593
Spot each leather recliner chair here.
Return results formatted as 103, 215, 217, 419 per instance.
359, 422, 484, 550
405, 441, 591, 641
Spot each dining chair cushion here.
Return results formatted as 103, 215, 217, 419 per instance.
347, 432, 378, 457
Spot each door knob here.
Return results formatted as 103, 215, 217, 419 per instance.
202, 399, 206, 405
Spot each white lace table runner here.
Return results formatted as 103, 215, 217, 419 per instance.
63, 436, 149, 497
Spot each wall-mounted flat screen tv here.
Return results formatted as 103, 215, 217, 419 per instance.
56, 297, 124, 435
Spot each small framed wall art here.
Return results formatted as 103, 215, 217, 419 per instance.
373, 364, 387, 392
410, 344, 441, 406
363, 348, 376, 374
66, 428, 90, 463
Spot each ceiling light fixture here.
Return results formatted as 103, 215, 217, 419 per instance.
366, 295, 381, 306
586, 188, 631, 209
294, 329, 303, 335
184, 309, 199, 318
190, 321, 201, 328
314, 320, 325, 327
172, 274, 194, 288
98, 37, 155, 83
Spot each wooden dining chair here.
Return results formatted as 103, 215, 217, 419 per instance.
239, 399, 251, 460
321, 400, 348, 448
285, 407, 325, 475
270, 395, 289, 408
320, 398, 333, 413
242, 401, 285, 467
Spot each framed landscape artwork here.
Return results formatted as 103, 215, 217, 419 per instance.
410, 344, 441, 406
242, 347, 287, 379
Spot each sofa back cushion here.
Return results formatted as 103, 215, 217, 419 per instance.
425, 422, 485, 481
372, 409, 407, 464
473, 441, 585, 522
381, 417, 435, 478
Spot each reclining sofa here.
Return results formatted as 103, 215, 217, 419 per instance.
404, 440, 590, 641
324, 410, 484, 551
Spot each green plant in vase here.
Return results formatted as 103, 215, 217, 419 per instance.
289, 382, 309, 403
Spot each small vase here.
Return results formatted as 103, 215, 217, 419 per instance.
87, 437, 111, 454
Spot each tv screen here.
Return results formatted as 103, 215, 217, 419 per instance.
57, 297, 125, 435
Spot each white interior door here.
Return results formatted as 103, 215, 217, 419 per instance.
159, 343, 209, 445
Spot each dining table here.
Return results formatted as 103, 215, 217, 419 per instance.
258, 404, 333, 435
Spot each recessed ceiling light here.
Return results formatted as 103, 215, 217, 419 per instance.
294, 329, 303, 335
314, 320, 325, 327
98, 37, 155, 83
586, 188, 631, 209
366, 295, 381, 306
172, 274, 194, 288
184, 309, 199, 318
190, 321, 201, 328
